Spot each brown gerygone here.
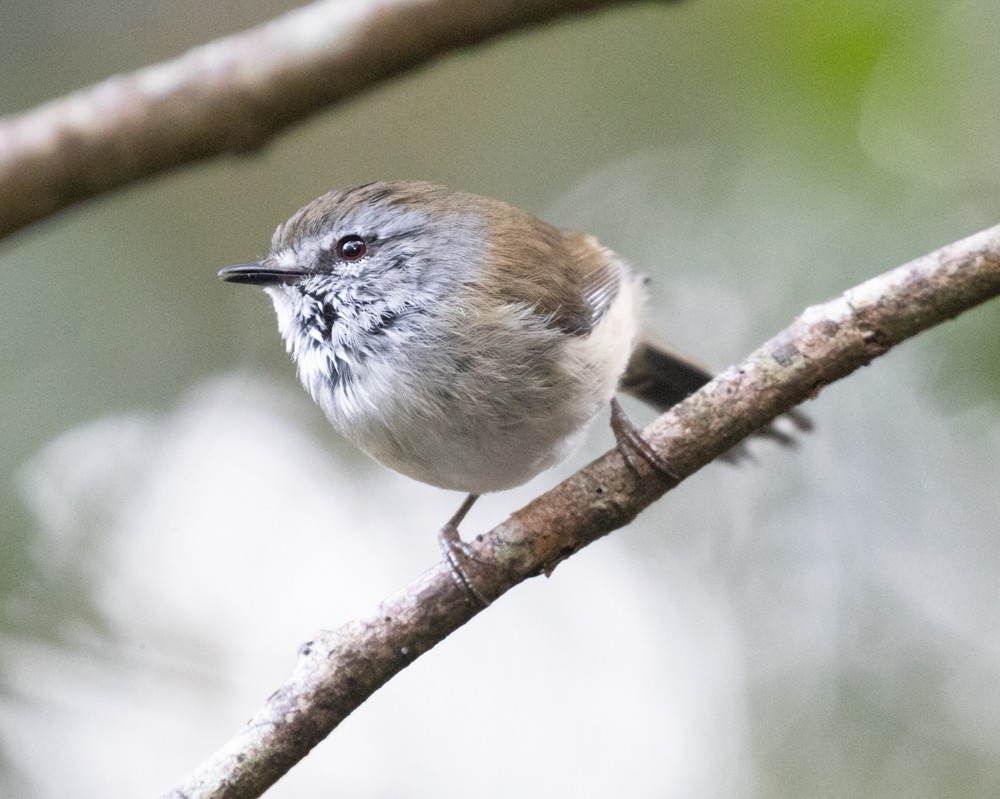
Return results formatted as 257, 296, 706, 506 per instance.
219, 182, 796, 600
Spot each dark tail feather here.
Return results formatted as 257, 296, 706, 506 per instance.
619, 337, 811, 449
619, 338, 716, 411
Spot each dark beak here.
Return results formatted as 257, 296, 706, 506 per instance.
218, 261, 309, 286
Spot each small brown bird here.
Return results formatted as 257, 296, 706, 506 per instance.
220, 182, 799, 598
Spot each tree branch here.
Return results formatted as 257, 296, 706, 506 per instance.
0, 0, 651, 240
158, 225, 1000, 799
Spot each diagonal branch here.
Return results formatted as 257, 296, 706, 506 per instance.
158, 225, 1000, 799
0, 0, 647, 240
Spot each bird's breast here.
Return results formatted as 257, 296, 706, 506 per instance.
276, 279, 641, 494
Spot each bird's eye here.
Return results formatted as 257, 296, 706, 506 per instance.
336, 235, 367, 261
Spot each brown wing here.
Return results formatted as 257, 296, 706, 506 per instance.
478, 200, 625, 336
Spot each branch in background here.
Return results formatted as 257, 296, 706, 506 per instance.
0, 0, 647, 239
159, 225, 1000, 799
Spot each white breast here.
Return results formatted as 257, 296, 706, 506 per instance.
305, 275, 643, 494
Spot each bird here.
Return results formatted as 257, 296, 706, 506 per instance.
219, 181, 800, 601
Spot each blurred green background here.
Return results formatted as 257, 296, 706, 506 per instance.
2, 1, 999, 797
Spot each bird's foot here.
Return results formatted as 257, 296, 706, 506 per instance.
609, 396, 680, 483
437, 494, 491, 609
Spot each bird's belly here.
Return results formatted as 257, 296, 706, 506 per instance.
336, 392, 594, 494
305, 281, 639, 494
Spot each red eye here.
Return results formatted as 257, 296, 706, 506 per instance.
336, 235, 367, 261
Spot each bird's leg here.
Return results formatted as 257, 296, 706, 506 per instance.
437, 493, 491, 608
609, 396, 680, 482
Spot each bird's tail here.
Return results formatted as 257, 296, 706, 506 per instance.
619, 337, 811, 448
